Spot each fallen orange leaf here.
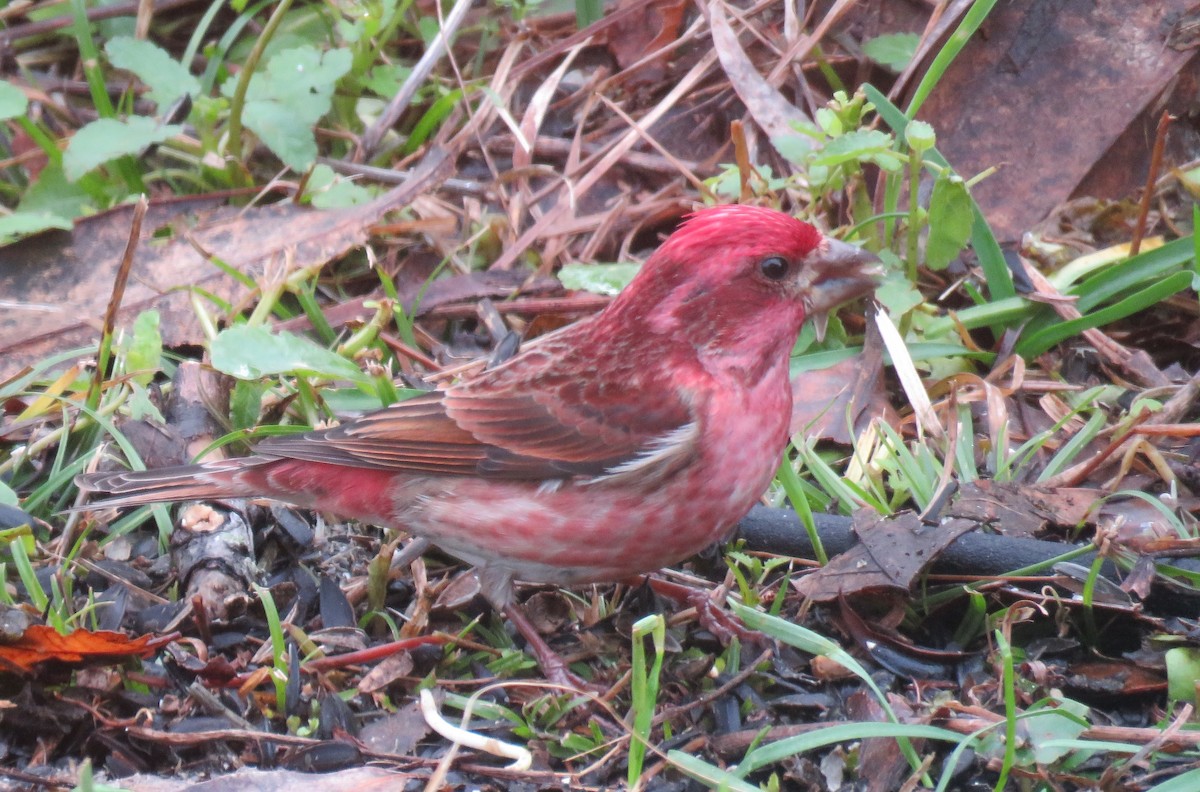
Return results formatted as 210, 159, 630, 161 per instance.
0, 626, 174, 673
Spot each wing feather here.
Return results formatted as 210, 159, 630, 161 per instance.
252, 336, 703, 484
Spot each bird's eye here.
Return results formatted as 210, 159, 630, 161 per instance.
759, 255, 790, 281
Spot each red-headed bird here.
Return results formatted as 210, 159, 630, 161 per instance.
78, 204, 879, 683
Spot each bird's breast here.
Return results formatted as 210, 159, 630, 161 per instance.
693, 362, 792, 511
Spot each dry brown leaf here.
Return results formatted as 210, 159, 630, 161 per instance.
918, 0, 1199, 243
0, 625, 171, 673
793, 511, 975, 601
708, 0, 812, 152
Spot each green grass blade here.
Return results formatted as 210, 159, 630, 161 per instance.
906, 0, 999, 118
1072, 237, 1193, 311
1016, 270, 1191, 357
730, 603, 928, 778
667, 751, 761, 792
741, 722, 969, 774
1147, 767, 1200, 792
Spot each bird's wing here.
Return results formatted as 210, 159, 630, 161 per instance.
254, 391, 489, 475
445, 358, 700, 481
253, 349, 700, 484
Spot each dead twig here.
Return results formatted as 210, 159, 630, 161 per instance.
1130, 111, 1173, 256
359, 0, 475, 158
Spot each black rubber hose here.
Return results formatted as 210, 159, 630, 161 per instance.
735, 505, 1200, 617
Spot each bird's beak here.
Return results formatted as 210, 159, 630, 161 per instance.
802, 237, 881, 341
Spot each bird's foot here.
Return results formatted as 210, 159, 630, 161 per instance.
643, 576, 761, 646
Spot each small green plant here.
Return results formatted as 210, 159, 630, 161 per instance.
725, 545, 791, 609
0, 0, 480, 235
71, 758, 130, 792
254, 584, 289, 715
627, 614, 666, 789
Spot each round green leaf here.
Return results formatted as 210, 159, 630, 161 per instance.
63, 117, 182, 181
210, 325, 366, 382
106, 37, 200, 108
863, 32, 920, 72
558, 262, 641, 296
0, 82, 29, 120
0, 212, 73, 245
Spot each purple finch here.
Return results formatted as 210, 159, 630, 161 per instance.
78, 204, 878, 683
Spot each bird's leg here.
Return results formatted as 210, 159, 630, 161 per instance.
390, 536, 432, 569
477, 568, 591, 690
501, 601, 592, 690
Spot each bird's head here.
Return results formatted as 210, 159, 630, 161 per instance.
603, 205, 879, 369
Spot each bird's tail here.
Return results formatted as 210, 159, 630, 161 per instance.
74, 458, 273, 510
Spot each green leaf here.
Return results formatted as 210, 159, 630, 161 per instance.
125, 382, 165, 422
311, 179, 373, 208
863, 83, 1015, 300
925, 173, 973, 269
771, 130, 815, 164
121, 310, 162, 386
0, 481, 18, 507
320, 386, 424, 413
875, 269, 924, 317
241, 102, 321, 171
1070, 236, 1193, 311
18, 162, 93, 220
230, 379, 267, 430
1166, 646, 1200, 704
247, 48, 351, 115
1022, 698, 1089, 765
0, 82, 29, 120
63, 117, 182, 181
363, 62, 411, 99
416, 15, 441, 44
862, 32, 920, 72
790, 342, 991, 377
305, 164, 374, 208
811, 129, 902, 171
402, 88, 463, 155
705, 164, 743, 200
105, 37, 201, 108
668, 752, 761, 792
576, 0, 603, 28
558, 262, 641, 296
906, 0, 998, 118
815, 107, 841, 136
1147, 768, 1200, 792
740, 722, 969, 776
0, 212, 73, 246
210, 324, 366, 382
1016, 270, 1192, 357
227, 46, 353, 171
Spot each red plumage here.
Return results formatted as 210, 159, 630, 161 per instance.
77, 204, 878, 682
